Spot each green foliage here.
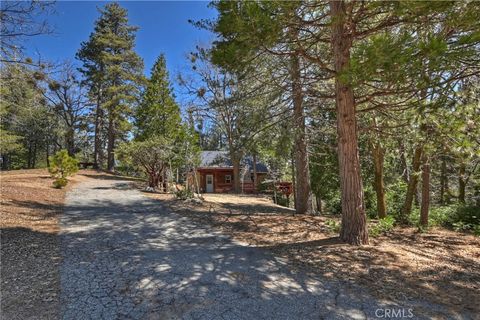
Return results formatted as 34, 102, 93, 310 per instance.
53, 177, 68, 189
325, 219, 341, 234
77, 2, 144, 169
386, 180, 409, 218
136, 54, 181, 141
175, 188, 194, 200
409, 204, 480, 233
48, 150, 78, 188
369, 216, 396, 237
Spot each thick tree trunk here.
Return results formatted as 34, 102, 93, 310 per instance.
458, 162, 466, 203
400, 146, 423, 223
420, 154, 430, 227
330, 0, 368, 245
371, 142, 387, 218
107, 115, 115, 172
291, 53, 312, 215
232, 156, 241, 193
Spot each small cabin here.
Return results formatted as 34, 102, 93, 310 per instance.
192, 151, 268, 193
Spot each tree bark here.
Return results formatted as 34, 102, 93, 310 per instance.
232, 155, 241, 193
398, 140, 410, 183
66, 127, 75, 157
330, 0, 368, 245
46, 143, 50, 168
93, 91, 102, 169
458, 161, 466, 203
420, 154, 430, 227
400, 145, 423, 223
291, 52, 312, 215
107, 115, 115, 172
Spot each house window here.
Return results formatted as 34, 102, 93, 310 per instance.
225, 174, 232, 183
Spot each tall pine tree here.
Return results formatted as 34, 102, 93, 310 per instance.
77, 2, 144, 171
136, 54, 181, 141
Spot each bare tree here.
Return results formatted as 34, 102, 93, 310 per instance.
0, 1, 54, 64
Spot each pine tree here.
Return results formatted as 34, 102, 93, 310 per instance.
136, 54, 181, 141
77, 2, 144, 171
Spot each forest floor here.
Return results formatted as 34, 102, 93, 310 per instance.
2, 170, 478, 319
0, 169, 106, 319
148, 192, 480, 317
1, 169, 67, 319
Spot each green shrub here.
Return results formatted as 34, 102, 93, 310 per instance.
175, 188, 194, 200
53, 177, 68, 189
325, 219, 341, 233
364, 184, 378, 219
324, 190, 342, 215
48, 150, 78, 188
408, 204, 479, 234
386, 180, 408, 218
369, 216, 395, 237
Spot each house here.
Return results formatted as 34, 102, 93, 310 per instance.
192, 151, 269, 193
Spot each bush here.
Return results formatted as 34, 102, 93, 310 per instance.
175, 188, 194, 200
325, 219, 341, 233
53, 177, 68, 189
48, 150, 78, 188
369, 216, 395, 237
408, 204, 479, 234
386, 180, 408, 218
324, 190, 342, 215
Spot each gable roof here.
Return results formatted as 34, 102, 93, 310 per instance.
199, 151, 269, 173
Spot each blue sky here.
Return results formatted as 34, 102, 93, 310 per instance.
26, 1, 217, 97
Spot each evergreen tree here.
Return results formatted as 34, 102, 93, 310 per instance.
77, 2, 144, 171
136, 54, 181, 141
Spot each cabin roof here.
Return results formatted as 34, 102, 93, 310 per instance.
199, 151, 269, 173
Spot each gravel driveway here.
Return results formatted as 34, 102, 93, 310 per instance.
60, 178, 456, 320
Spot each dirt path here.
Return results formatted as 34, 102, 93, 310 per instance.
60, 177, 471, 319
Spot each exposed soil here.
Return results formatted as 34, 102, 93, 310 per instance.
147, 192, 480, 316
0, 169, 96, 319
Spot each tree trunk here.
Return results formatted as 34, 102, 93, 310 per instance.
107, 115, 115, 172
372, 142, 387, 218
253, 153, 258, 192
291, 52, 312, 214
93, 96, 102, 169
27, 142, 32, 169
398, 140, 409, 183
2, 155, 10, 170
400, 146, 423, 223
32, 141, 37, 168
315, 194, 323, 215
458, 162, 466, 203
232, 156, 241, 193
291, 150, 296, 212
420, 154, 430, 227
66, 128, 75, 157
330, 0, 368, 245
46, 143, 50, 168
439, 155, 449, 204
